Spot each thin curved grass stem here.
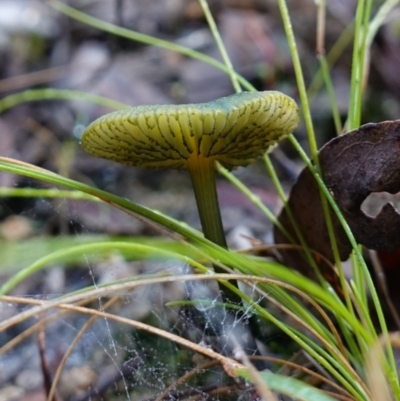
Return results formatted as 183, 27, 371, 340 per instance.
198, 0, 241, 93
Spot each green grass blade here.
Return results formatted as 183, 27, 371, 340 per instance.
318, 55, 343, 134
236, 369, 343, 401
198, 0, 241, 92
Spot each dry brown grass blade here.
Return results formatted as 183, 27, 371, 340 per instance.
0, 297, 95, 356
0, 65, 71, 93
365, 333, 399, 401
47, 296, 120, 401
0, 291, 244, 368
49, 303, 245, 369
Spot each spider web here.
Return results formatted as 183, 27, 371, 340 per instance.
0, 185, 270, 401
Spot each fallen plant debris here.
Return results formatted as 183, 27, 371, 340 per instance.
275, 120, 400, 283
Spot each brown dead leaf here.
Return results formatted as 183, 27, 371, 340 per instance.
274, 120, 400, 281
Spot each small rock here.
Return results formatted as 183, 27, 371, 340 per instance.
0, 385, 24, 401
15, 369, 43, 391
0, 215, 33, 240
0, 0, 58, 37
59, 365, 97, 399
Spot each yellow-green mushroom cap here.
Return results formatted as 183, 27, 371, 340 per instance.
81, 91, 299, 170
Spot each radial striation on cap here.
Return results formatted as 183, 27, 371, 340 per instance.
81, 91, 300, 170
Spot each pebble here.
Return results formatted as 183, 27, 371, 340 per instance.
59, 366, 97, 399
15, 369, 43, 392
0, 385, 24, 401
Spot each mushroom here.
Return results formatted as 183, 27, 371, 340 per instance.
81, 90, 299, 242
81, 91, 299, 302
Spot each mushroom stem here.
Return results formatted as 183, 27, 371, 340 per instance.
187, 155, 242, 306
187, 155, 227, 249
